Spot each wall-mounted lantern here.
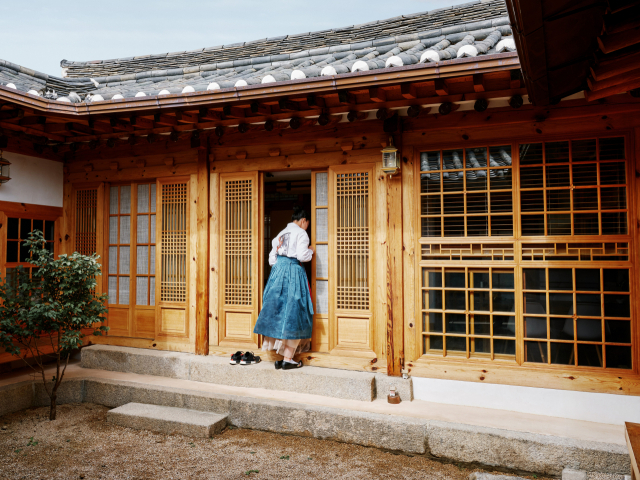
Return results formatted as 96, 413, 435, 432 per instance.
381, 137, 399, 176
0, 151, 11, 184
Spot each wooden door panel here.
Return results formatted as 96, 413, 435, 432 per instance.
311, 171, 330, 352
328, 164, 376, 358
219, 172, 259, 348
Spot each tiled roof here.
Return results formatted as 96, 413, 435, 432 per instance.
0, 0, 515, 103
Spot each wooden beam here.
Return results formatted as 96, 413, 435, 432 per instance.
195, 142, 210, 356
130, 116, 155, 129
198, 108, 223, 122
278, 99, 301, 111
434, 79, 449, 96
400, 83, 418, 100
473, 74, 486, 92
90, 121, 114, 134
598, 27, 640, 54
221, 106, 245, 119
19, 116, 46, 126
176, 111, 200, 123
154, 114, 178, 127
588, 66, 640, 91
386, 139, 404, 377
369, 87, 387, 102
0, 121, 65, 142
592, 48, 640, 80
110, 118, 134, 132
67, 123, 94, 136
585, 77, 640, 101
604, 6, 640, 34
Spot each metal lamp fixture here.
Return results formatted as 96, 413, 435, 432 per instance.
0, 151, 11, 184
381, 137, 399, 176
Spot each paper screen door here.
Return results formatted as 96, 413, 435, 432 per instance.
219, 172, 260, 348
311, 165, 375, 357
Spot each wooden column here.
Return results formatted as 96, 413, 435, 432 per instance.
386, 135, 405, 376
195, 141, 210, 355
61, 180, 73, 256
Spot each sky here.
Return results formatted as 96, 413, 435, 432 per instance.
0, 0, 464, 76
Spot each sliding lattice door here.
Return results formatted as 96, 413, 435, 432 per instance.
219, 172, 259, 347
329, 165, 375, 357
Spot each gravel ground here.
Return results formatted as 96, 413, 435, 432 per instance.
0, 403, 553, 480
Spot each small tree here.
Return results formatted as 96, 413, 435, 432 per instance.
0, 230, 108, 420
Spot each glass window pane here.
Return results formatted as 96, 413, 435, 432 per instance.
525, 317, 546, 338
600, 162, 626, 185
108, 276, 117, 303
118, 276, 129, 305
137, 184, 150, 213
445, 313, 466, 333
120, 186, 131, 214
526, 341, 547, 363
423, 268, 442, 288
470, 291, 490, 311
471, 314, 490, 335
316, 245, 328, 278
315, 172, 328, 207
443, 217, 464, 236
572, 163, 597, 186
550, 343, 574, 365
578, 344, 602, 367
492, 271, 514, 289
150, 184, 157, 213
150, 246, 156, 275
547, 214, 571, 235
467, 216, 488, 236
576, 294, 601, 316
19, 242, 29, 262
549, 293, 573, 315
494, 339, 515, 355
44, 220, 55, 241
120, 216, 130, 244
523, 269, 546, 290
604, 294, 630, 317
136, 276, 148, 305
524, 292, 546, 314
548, 269, 572, 290
493, 292, 515, 312
446, 336, 466, 352
600, 187, 626, 210
470, 271, 489, 288
119, 246, 130, 275
493, 316, 515, 337
575, 269, 600, 291
425, 335, 443, 351
471, 337, 491, 353
603, 269, 629, 292
519, 143, 543, 165
572, 139, 596, 162
316, 209, 328, 242
109, 217, 118, 244
547, 165, 570, 187
574, 213, 599, 235
520, 167, 544, 188
150, 277, 156, 306
445, 290, 465, 310
424, 290, 442, 310
545, 141, 569, 163
606, 345, 631, 369
110, 187, 119, 214
573, 188, 599, 210
605, 320, 630, 343
33, 219, 43, 234
6, 241, 17, 262
521, 190, 544, 212
550, 318, 573, 339
445, 270, 465, 288
137, 215, 149, 244
546, 189, 570, 211
577, 318, 602, 341
150, 215, 156, 244
7, 217, 18, 239
521, 214, 545, 236
424, 312, 443, 333
137, 246, 149, 275
601, 212, 627, 235
20, 219, 31, 240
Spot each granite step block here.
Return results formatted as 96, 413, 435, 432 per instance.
107, 402, 228, 438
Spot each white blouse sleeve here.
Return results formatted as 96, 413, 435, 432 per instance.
268, 236, 278, 266
296, 231, 313, 263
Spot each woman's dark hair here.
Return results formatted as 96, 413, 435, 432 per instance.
292, 205, 309, 222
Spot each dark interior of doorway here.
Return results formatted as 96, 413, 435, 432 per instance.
263, 170, 312, 289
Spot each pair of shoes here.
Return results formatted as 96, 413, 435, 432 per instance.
282, 360, 303, 370
275, 360, 283, 370
240, 352, 261, 365
230, 351, 243, 365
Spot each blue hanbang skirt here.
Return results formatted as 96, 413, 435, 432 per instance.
253, 256, 314, 340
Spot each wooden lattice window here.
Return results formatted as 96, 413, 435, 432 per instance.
6, 217, 55, 283
75, 189, 97, 256
108, 186, 131, 305
519, 137, 627, 236
160, 182, 187, 303
422, 267, 516, 360
224, 179, 253, 306
523, 267, 631, 369
420, 146, 513, 238
136, 184, 156, 306
335, 172, 370, 310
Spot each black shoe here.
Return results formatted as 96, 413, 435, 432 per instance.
275, 360, 283, 370
282, 360, 303, 370
230, 351, 243, 365
240, 352, 261, 365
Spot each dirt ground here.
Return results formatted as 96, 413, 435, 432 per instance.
0, 403, 548, 480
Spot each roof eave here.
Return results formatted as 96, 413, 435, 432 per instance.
0, 52, 520, 116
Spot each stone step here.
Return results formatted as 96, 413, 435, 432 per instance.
80, 345, 414, 402
107, 402, 228, 438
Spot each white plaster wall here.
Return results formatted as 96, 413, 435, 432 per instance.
413, 377, 640, 425
0, 153, 63, 207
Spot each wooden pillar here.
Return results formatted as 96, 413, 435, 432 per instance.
386, 134, 405, 376
61, 179, 73, 256
195, 141, 210, 355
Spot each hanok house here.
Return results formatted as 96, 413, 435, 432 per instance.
0, 0, 639, 420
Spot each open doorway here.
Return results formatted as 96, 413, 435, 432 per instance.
263, 170, 312, 289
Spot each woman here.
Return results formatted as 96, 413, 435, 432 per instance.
253, 206, 314, 370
